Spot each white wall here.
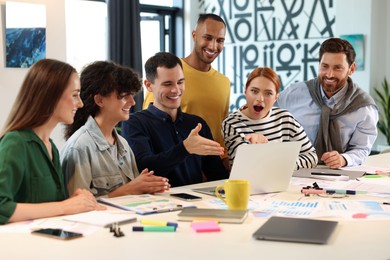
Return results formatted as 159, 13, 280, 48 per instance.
335, 3, 389, 96
370, 0, 390, 148
335, 0, 372, 92
183, 0, 198, 55
0, 0, 67, 147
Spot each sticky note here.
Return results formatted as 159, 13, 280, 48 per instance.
191, 221, 221, 233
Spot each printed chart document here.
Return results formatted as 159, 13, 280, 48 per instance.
63, 210, 137, 227
98, 194, 195, 215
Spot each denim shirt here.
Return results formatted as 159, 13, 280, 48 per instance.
60, 116, 139, 197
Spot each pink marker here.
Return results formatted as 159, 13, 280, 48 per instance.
301, 189, 326, 195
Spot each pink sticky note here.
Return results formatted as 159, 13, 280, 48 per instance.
191, 221, 221, 233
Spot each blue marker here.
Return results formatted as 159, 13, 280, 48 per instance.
323, 188, 365, 195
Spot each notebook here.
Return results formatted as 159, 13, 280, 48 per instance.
252, 216, 338, 244
193, 142, 302, 195
177, 208, 248, 224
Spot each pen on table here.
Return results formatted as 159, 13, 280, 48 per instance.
383, 202, 390, 205
323, 188, 365, 195
132, 226, 176, 232
311, 172, 341, 176
150, 206, 183, 214
140, 219, 178, 228
301, 188, 364, 196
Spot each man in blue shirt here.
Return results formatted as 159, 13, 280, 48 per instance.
122, 52, 228, 187
277, 38, 378, 168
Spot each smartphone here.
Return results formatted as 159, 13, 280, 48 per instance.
31, 228, 83, 240
170, 193, 202, 201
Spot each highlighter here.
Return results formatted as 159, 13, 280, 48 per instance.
140, 219, 178, 229
132, 226, 176, 232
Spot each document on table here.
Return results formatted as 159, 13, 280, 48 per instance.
341, 165, 390, 174
324, 200, 390, 220
0, 217, 100, 234
63, 210, 137, 227
98, 194, 195, 215
320, 179, 390, 194
252, 200, 321, 218
250, 199, 390, 220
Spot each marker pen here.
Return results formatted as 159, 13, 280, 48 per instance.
140, 219, 178, 228
301, 189, 326, 195
323, 189, 364, 195
132, 226, 176, 232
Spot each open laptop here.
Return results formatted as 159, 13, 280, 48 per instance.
193, 141, 302, 196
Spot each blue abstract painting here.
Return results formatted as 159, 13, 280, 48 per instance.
340, 34, 365, 71
5, 1, 46, 68
6, 27, 46, 68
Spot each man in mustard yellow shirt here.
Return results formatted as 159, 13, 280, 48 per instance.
143, 13, 231, 168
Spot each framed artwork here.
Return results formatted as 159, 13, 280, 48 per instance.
5, 1, 46, 68
340, 34, 365, 71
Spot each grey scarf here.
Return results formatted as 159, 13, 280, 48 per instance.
305, 78, 377, 161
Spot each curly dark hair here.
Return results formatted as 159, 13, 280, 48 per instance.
64, 61, 142, 139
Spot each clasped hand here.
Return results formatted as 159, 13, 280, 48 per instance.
321, 150, 347, 168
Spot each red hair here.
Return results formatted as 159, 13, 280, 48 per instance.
245, 67, 280, 93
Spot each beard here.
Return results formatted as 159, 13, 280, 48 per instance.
319, 74, 349, 96
194, 43, 219, 65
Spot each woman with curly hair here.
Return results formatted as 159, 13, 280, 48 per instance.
61, 61, 170, 198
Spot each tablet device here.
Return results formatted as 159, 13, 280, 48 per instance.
252, 216, 338, 244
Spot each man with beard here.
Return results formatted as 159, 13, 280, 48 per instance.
276, 38, 378, 168
141, 13, 231, 169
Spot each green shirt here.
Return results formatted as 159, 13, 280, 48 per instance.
0, 129, 67, 224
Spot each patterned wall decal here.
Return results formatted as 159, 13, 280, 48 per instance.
199, 0, 335, 112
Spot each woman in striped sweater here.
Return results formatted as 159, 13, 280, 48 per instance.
222, 67, 318, 170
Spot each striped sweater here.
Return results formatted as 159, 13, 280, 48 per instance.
222, 107, 318, 169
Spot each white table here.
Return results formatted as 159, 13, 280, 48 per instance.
2, 154, 390, 260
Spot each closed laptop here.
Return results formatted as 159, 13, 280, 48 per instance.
253, 216, 338, 244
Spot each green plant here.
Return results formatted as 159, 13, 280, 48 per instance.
374, 78, 390, 145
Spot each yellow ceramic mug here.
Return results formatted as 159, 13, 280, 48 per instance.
215, 180, 250, 210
